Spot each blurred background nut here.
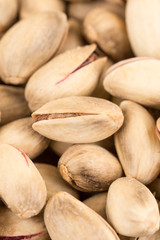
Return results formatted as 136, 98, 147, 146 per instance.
0, 85, 30, 125
20, 0, 66, 19
0, 118, 50, 159
83, 8, 132, 61
0, 12, 68, 85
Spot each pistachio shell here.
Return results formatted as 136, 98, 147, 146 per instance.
103, 58, 160, 109
148, 178, 160, 201
0, 118, 49, 159
115, 101, 160, 185
35, 163, 79, 199
0, 144, 47, 219
44, 192, 120, 240
156, 118, 160, 140
138, 229, 160, 240
106, 177, 160, 237
32, 96, 124, 143
58, 144, 122, 192
25, 44, 106, 111
0, 12, 67, 84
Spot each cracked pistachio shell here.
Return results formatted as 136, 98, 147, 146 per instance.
115, 101, 160, 185
35, 163, 79, 199
83, 8, 132, 61
0, 85, 30, 125
32, 96, 124, 143
83, 192, 107, 220
0, 144, 47, 219
103, 58, 160, 109
20, 0, 66, 19
126, 0, 160, 58
0, 0, 18, 34
25, 44, 106, 111
58, 144, 122, 192
0, 118, 49, 159
0, 12, 68, 85
106, 177, 160, 237
0, 205, 49, 240
44, 192, 120, 240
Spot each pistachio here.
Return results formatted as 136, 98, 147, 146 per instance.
0, 12, 68, 85
35, 163, 79, 199
83, 8, 132, 61
25, 44, 106, 111
0, 144, 47, 219
156, 118, 160, 140
126, 0, 160, 58
148, 178, 160, 201
0, 85, 30, 125
115, 101, 160, 185
20, 0, 66, 19
103, 57, 160, 109
32, 96, 124, 143
58, 144, 122, 192
0, 118, 50, 159
106, 177, 160, 237
83, 192, 107, 220
44, 192, 120, 240
138, 229, 160, 240
0, 205, 49, 240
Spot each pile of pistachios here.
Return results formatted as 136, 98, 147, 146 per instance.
0, 0, 160, 239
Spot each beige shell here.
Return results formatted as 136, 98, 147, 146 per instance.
0, 144, 47, 219
106, 177, 160, 237
0, 12, 67, 85
35, 163, 79, 199
126, 0, 160, 58
25, 44, 106, 111
0, 118, 50, 159
83, 7, 132, 61
0, 0, 18, 33
103, 57, 160, 109
0, 205, 49, 239
58, 144, 122, 192
115, 101, 160, 185
20, 0, 66, 19
0, 85, 30, 125
156, 118, 160, 140
138, 229, 160, 240
44, 192, 120, 240
32, 96, 124, 143
148, 178, 160, 201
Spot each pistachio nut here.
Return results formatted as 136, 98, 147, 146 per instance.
115, 101, 160, 185
0, 85, 30, 125
148, 178, 160, 201
0, 144, 47, 219
44, 192, 120, 240
35, 163, 79, 199
0, 12, 68, 85
0, 205, 49, 240
0, 0, 18, 34
138, 229, 160, 240
83, 8, 132, 61
20, 0, 66, 19
83, 192, 107, 220
103, 57, 160, 109
58, 144, 122, 192
25, 44, 106, 111
106, 177, 160, 237
126, 0, 160, 58
32, 96, 124, 143
0, 118, 50, 159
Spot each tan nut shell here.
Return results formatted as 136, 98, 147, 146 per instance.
126, 0, 160, 58
103, 58, 160, 109
35, 163, 79, 199
138, 229, 160, 240
44, 192, 120, 240
0, 12, 67, 85
106, 177, 160, 237
115, 101, 160, 185
58, 144, 122, 192
20, 0, 66, 19
0, 144, 47, 219
25, 44, 106, 111
0, 118, 49, 159
148, 178, 160, 201
32, 96, 124, 143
